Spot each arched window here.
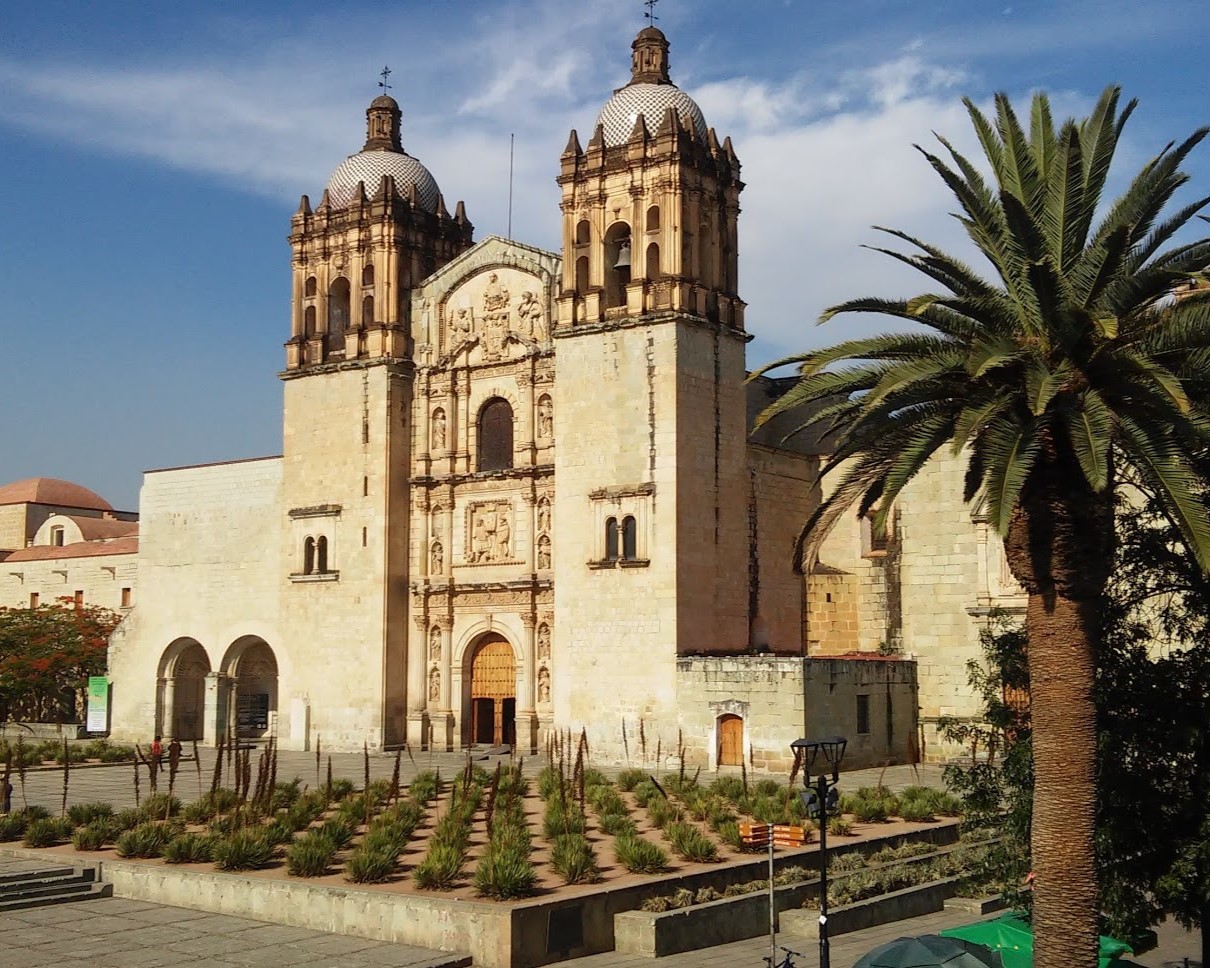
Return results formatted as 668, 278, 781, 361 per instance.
304, 276, 318, 297
303, 305, 317, 336
622, 516, 637, 560
575, 220, 591, 245
477, 398, 514, 471
575, 255, 589, 294
316, 536, 329, 573
646, 205, 660, 232
605, 517, 619, 561
361, 264, 374, 287
303, 537, 315, 575
604, 222, 632, 310
646, 243, 661, 280
362, 295, 374, 326
328, 278, 351, 350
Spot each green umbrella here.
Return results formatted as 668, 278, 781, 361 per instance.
940, 913, 1133, 968
854, 934, 1004, 968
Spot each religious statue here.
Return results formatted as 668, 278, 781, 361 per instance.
537, 624, 551, 660
537, 397, 553, 438
428, 668, 440, 703
471, 514, 493, 562
496, 509, 511, 561
430, 541, 443, 574
428, 626, 442, 661
537, 534, 552, 570
537, 499, 551, 533
480, 272, 512, 360
537, 667, 551, 704
431, 409, 446, 450
517, 290, 546, 341
482, 272, 510, 313
452, 307, 473, 338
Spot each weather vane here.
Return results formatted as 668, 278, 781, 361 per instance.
378, 66, 392, 93
644, 0, 659, 24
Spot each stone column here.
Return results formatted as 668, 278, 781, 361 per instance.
517, 372, 535, 464
202, 672, 226, 747
161, 677, 176, 740
517, 615, 538, 754
523, 493, 537, 571
446, 378, 460, 475
437, 616, 454, 752
407, 615, 428, 748
443, 490, 455, 577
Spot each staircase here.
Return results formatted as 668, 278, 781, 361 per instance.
0, 860, 111, 912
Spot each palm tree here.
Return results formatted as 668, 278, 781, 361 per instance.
755, 87, 1210, 967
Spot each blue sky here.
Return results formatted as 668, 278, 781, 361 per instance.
1, 0, 1205, 509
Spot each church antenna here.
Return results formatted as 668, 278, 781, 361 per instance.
378, 65, 392, 93
507, 133, 515, 239
644, 0, 660, 23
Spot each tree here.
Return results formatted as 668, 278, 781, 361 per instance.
755, 87, 1210, 967
0, 599, 120, 723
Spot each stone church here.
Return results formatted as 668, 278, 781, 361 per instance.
3, 27, 1032, 770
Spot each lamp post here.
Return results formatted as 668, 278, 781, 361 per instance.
791, 736, 847, 968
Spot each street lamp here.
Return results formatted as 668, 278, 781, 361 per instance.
791, 736, 847, 968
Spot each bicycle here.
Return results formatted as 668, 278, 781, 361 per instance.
763, 943, 807, 968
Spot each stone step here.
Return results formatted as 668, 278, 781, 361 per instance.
0, 881, 111, 912
0, 873, 100, 901
0, 864, 77, 885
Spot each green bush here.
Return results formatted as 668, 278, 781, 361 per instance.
665, 822, 718, 863
116, 822, 173, 858
598, 813, 637, 837
328, 778, 355, 801
614, 833, 670, 874
363, 826, 407, 857
616, 768, 648, 792
264, 818, 295, 846
113, 808, 142, 832
851, 797, 889, 823
431, 812, 472, 852
270, 778, 303, 811
23, 818, 72, 848
67, 802, 114, 826
19, 805, 51, 822
0, 813, 27, 841
208, 808, 265, 838
473, 842, 537, 899
286, 833, 337, 877
137, 793, 181, 821
413, 842, 466, 890
632, 780, 661, 808
163, 833, 213, 864
379, 800, 424, 835
99, 745, 135, 763
72, 821, 116, 851
582, 768, 609, 789
211, 829, 276, 871
551, 834, 600, 885
317, 818, 354, 850
646, 796, 679, 829
536, 767, 564, 801
898, 800, 937, 823
407, 770, 439, 804
708, 775, 745, 801
543, 799, 586, 839
828, 816, 854, 837
588, 786, 627, 816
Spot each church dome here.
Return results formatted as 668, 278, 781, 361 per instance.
0, 477, 113, 511
323, 93, 442, 212
596, 83, 708, 147
325, 151, 442, 212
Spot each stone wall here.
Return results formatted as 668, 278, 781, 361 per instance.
0, 549, 136, 612
675, 654, 917, 773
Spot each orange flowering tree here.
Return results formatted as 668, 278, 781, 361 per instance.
0, 599, 121, 722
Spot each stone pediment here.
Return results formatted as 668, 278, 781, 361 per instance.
411, 236, 561, 369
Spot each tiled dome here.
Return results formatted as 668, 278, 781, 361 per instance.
325, 150, 442, 212
595, 83, 708, 147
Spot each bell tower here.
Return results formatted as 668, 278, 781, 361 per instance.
551, 27, 749, 758
278, 93, 473, 749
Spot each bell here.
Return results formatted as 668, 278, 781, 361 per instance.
613, 241, 632, 269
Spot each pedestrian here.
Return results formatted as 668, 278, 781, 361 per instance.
1, 776, 12, 814
150, 734, 163, 774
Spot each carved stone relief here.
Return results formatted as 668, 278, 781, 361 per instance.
430, 541, 444, 574
466, 501, 515, 564
428, 626, 442, 661
442, 266, 550, 361
431, 408, 447, 450
537, 497, 552, 534
537, 667, 551, 704
537, 534, 552, 570
537, 395, 553, 439
428, 668, 441, 703
537, 623, 551, 661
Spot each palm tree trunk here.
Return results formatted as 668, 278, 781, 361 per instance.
1027, 590, 1100, 968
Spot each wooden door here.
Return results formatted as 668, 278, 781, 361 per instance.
470, 636, 516, 746
718, 714, 743, 766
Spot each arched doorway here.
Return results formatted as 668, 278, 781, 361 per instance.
718, 714, 744, 767
222, 638, 278, 740
468, 634, 516, 747
157, 639, 210, 741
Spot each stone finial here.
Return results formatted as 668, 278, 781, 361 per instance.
435, 193, 450, 218
455, 200, 469, 223
587, 123, 606, 151
563, 129, 583, 158
628, 113, 649, 143
296, 194, 312, 215
629, 25, 671, 86
363, 94, 403, 152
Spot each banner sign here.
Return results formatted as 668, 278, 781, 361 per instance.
86, 676, 109, 733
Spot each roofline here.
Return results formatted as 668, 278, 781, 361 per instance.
145, 455, 283, 476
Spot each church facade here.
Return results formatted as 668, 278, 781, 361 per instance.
3, 28, 1032, 769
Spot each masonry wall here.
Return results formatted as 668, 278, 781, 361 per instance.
675, 654, 917, 774
0, 552, 136, 612
107, 457, 283, 744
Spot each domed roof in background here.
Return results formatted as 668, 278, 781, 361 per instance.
0, 478, 113, 511
596, 83, 708, 147
325, 151, 442, 212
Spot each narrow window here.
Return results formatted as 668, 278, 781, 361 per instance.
362, 527, 367, 548
316, 536, 329, 573
604, 223, 632, 309
303, 305, 317, 336
362, 295, 374, 325
327, 277, 351, 350
605, 517, 619, 561
575, 255, 589, 295
363, 476, 369, 496
856, 694, 871, 735
361, 264, 374, 287
50, 526, 65, 547
304, 537, 315, 575
304, 276, 318, 297
622, 516, 637, 560
73, 590, 84, 607
646, 205, 660, 232
645, 242, 660, 280
477, 398, 515, 471
29, 592, 39, 608
121, 587, 132, 608
575, 219, 591, 245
